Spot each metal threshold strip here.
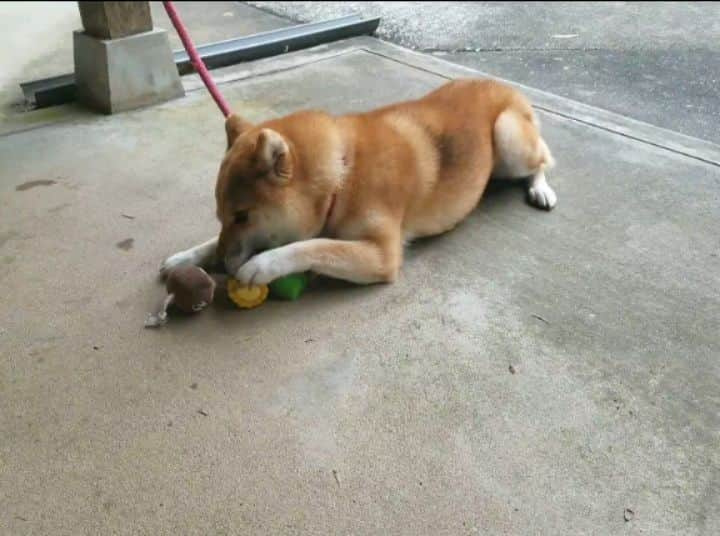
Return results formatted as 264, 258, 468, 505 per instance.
20, 14, 380, 109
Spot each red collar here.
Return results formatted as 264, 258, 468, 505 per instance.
322, 193, 337, 236
322, 152, 347, 235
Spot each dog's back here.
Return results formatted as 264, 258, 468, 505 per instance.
327, 79, 552, 241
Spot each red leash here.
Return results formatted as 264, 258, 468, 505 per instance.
162, 1, 232, 118
164, 1, 339, 233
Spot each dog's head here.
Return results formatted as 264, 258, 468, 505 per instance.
215, 114, 326, 273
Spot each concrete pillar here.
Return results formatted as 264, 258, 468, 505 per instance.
73, 1, 184, 114
78, 1, 153, 39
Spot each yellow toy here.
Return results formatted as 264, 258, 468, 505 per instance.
227, 272, 310, 309
227, 278, 268, 309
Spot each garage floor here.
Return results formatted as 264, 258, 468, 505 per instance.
1, 38, 719, 535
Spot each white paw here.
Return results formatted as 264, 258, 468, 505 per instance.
160, 250, 197, 276
528, 181, 557, 210
234, 249, 297, 286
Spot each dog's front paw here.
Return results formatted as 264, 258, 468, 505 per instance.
234, 249, 296, 286
160, 250, 197, 277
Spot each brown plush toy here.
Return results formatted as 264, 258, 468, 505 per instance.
145, 265, 216, 328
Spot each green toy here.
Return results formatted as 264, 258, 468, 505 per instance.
269, 272, 309, 301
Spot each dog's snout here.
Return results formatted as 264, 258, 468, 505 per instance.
223, 242, 253, 276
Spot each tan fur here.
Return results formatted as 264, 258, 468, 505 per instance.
162, 79, 557, 286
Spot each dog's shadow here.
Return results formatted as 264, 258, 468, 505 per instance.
207, 271, 366, 314
481, 177, 528, 211
408, 178, 527, 254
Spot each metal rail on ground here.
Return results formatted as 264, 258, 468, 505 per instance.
20, 14, 381, 108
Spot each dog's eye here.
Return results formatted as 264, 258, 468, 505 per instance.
234, 210, 249, 225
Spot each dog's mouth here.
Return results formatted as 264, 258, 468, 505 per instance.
222, 231, 294, 276
219, 235, 254, 273
224, 247, 252, 276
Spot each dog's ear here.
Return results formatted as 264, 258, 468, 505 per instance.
256, 128, 291, 184
225, 114, 253, 149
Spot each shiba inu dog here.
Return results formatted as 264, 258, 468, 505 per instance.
161, 79, 556, 286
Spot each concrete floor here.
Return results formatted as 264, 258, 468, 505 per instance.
1, 36, 719, 536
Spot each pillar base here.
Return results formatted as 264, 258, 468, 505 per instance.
73, 28, 184, 114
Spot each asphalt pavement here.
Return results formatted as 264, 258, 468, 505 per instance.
247, 1, 720, 143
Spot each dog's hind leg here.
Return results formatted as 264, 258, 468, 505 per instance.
491, 108, 557, 210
